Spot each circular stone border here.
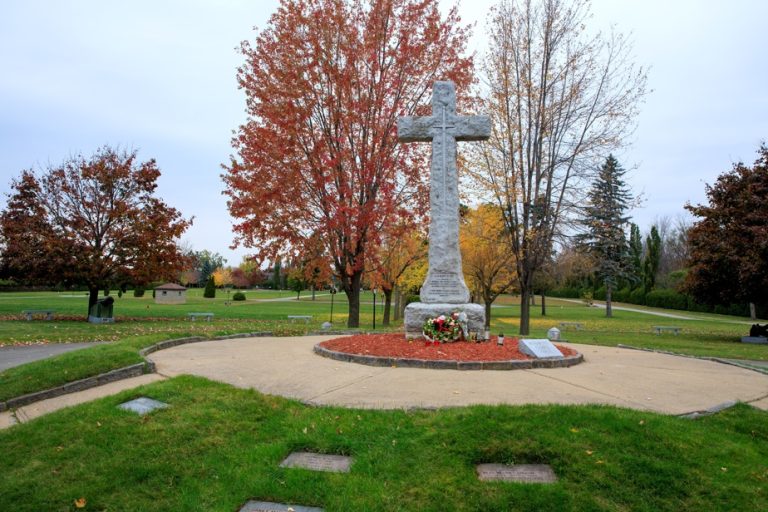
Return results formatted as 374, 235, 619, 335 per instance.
313, 343, 584, 370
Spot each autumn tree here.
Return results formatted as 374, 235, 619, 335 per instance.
212, 267, 234, 288
459, 204, 516, 328
684, 145, 768, 307
369, 224, 426, 326
287, 267, 307, 299
0, 147, 191, 316
465, 0, 647, 334
231, 267, 251, 288
577, 155, 635, 317
192, 250, 227, 287
223, 0, 473, 327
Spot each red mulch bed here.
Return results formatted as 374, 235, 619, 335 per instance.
319, 333, 577, 362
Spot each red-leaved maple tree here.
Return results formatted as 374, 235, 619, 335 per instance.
223, 0, 473, 327
0, 147, 191, 317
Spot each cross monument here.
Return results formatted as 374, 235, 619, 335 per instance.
398, 81, 491, 338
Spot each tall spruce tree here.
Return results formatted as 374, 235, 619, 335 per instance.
578, 155, 635, 317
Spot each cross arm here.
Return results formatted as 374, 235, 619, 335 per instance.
398, 116, 433, 142
454, 115, 492, 142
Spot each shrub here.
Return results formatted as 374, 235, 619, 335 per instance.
203, 277, 216, 298
645, 289, 688, 311
133, 287, 145, 298
232, 291, 246, 301
593, 287, 606, 301
628, 288, 646, 306
613, 287, 631, 303
405, 294, 420, 305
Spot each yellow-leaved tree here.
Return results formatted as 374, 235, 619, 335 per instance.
460, 204, 517, 329
212, 267, 233, 288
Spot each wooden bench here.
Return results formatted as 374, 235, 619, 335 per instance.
22, 309, 55, 321
559, 322, 584, 331
288, 315, 312, 324
653, 326, 681, 335
187, 312, 214, 322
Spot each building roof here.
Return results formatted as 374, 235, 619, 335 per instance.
154, 283, 187, 291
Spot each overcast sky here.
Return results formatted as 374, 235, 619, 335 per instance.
1, 0, 766, 266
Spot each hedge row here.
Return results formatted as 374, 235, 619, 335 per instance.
548, 286, 765, 318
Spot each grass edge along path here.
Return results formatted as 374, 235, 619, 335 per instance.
0, 323, 340, 404
0, 376, 766, 511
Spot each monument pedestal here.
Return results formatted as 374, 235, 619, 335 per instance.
404, 302, 486, 340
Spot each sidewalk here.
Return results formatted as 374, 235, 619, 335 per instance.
148, 336, 768, 414
2, 335, 767, 429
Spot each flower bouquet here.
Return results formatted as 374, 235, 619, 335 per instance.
422, 311, 467, 344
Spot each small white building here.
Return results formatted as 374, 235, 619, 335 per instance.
154, 283, 187, 304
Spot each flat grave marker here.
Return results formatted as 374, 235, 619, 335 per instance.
476, 463, 557, 484
239, 501, 323, 512
279, 452, 352, 473
519, 339, 564, 359
118, 397, 169, 416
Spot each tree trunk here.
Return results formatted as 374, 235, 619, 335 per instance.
87, 286, 99, 319
605, 284, 613, 318
383, 288, 393, 326
750, 302, 757, 321
541, 294, 546, 316
484, 300, 492, 329
393, 286, 401, 321
530, 294, 536, 306
519, 288, 531, 335
345, 272, 363, 328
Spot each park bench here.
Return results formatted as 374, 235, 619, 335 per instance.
22, 309, 55, 321
559, 322, 584, 331
187, 312, 214, 322
653, 326, 681, 336
288, 315, 312, 324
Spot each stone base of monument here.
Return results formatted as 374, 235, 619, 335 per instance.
404, 302, 485, 340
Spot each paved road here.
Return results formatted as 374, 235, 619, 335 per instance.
0, 342, 105, 372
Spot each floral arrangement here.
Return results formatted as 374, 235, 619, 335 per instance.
422, 311, 467, 343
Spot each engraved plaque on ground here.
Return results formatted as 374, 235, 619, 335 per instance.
519, 339, 564, 359
118, 397, 169, 416
476, 464, 557, 483
239, 501, 323, 512
279, 452, 352, 473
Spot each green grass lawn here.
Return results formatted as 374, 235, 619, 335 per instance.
1, 292, 767, 510
1, 376, 766, 511
1, 291, 766, 403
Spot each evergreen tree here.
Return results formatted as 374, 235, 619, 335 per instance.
629, 223, 643, 288
203, 276, 216, 298
272, 260, 282, 290
643, 226, 661, 293
578, 155, 635, 317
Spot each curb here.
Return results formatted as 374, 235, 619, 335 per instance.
617, 344, 768, 376
0, 331, 276, 412
313, 344, 584, 370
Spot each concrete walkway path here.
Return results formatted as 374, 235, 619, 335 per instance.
2, 335, 767, 430
0, 342, 107, 372
0, 374, 164, 429
149, 335, 768, 415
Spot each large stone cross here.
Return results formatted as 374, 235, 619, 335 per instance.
398, 81, 490, 305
